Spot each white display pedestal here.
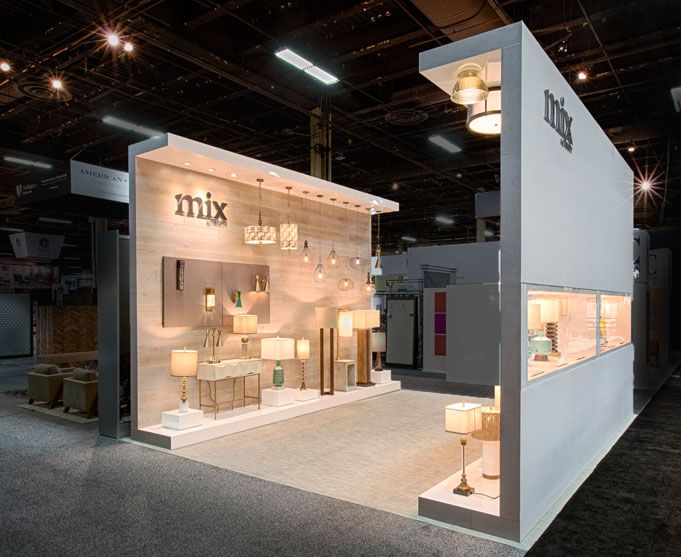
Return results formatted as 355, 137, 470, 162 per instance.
294, 388, 319, 401
334, 359, 356, 391
371, 369, 392, 384
261, 387, 296, 407
162, 408, 203, 430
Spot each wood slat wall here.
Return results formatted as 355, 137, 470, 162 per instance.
35, 306, 98, 354
133, 159, 372, 428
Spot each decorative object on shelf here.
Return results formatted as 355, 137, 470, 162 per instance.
253, 275, 269, 293
280, 185, 298, 250
233, 314, 258, 359
203, 328, 224, 363
170, 348, 198, 413
467, 61, 501, 135
352, 309, 380, 385
261, 337, 295, 390
301, 191, 312, 264
445, 401, 482, 496
528, 299, 560, 360
350, 204, 363, 269
205, 287, 216, 312
472, 405, 500, 480
244, 178, 276, 245
371, 331, 386, 371
315, 306, 338, 395
232, 289, 243, 308
296, 338, 310, 390
264, 275, 270, 293
451, 63, 488, 106
373, 209, 382, 271
176, 259, 185, 290
338, 202, 354, 290
326, 198, 340, 269
255, 275, 262, 292
364, 272, 376, 294
314, 194, 326, 283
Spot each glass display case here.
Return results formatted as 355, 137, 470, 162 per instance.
527, 290, 597, 381
599, 294, 632, 353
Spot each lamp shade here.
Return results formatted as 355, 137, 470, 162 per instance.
445, 402, 482, 434
338, 310, 353, 337
528, 302, 542, 330
170, 349, 198, 377
539, 298, 560, 323
315, 306, 338, 329
296, 338, 310, 360
233, 314, 258, 334
371, 332, 386, 352
261, 337, 295, 361
352, 309, 380, 330
494, 385, 501, 409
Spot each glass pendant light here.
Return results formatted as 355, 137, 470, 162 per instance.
279, 185, 298, 250
364, 272, 376, 294
301, 191, 311, 263
244, 178, 277, 245
314, 194, 326, 283
326, 198, 340, 269
350, 203, 363, 269
338, 202, 354, 291
451, 63, 488, 106
466, 62, 501, 135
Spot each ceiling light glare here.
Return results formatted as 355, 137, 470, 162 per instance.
3, 155, 52, 169
0, 61, 10, 72
275, 48, 313, 70
428, 134, 461, 154
102, 115, 163, 138
230, 172, 237, 177
207, 167, 215, 173
401, 235, 417, 243
435, 215, 454, 225
577, 70, 587, 81
183, 161, 191, 166
640, 180, 651, 191
123, 42, 134, 53
627, 145, 635, 153
51, 78, 63, 90
269, 171, 279, 177
106, 33, 120, 47
451, 63, 488, 106
303, 65, 339, 85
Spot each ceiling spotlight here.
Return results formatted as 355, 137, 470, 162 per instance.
0, 61, 10, 72
577, 70, 587, 81
123, 41, 134, 53
456, 172, 462, 178
207, 167, 215, 173
451, 63, 488, 106
391, 182, 399, 191
627, 145, 636, 153
269, 171, 279, 177
640, 180, 651, 191
183, 161, 191, 166
230, 172, 237, 177
106, 33, 120, 47
51, 78, 63, 90
435, 215, 454, 226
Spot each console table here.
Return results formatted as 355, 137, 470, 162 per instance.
197, 358, 262, 419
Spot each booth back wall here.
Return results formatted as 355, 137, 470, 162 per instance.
132, 159, 370, 428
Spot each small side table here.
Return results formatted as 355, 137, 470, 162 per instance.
162, 408, 203, 430
334, 359, 356, 391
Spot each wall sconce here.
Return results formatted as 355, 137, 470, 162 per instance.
205, 287, 216, 312
231, 290, 243, 308
254, 275, 270, 293
176, 259, 185, 290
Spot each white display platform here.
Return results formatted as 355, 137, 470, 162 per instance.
262, 387, 296, 407
161, 408, 204, 430
136, 380, 401, 449
294, 388, 319, 401
371, 369, 391, 384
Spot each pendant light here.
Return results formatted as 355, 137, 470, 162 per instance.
374, 209, 382, 271
314, 194, 326, 283
279, 185, 298, 250
301, 191, 311, 263
466, 61, 501, 136
350, 204, 363, 269
364, 272, 376, 294
245, 178, 276, 245
337, 201, 354, 291
451, 63, 488, 106
326, 198, 340, 269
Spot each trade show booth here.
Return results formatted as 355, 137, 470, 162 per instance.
417, 23, 633, 541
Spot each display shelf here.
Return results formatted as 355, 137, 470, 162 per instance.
136, 380, 401, 449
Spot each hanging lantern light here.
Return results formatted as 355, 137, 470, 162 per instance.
314, 194, 326, 283
338, 202, 354, 291
451, 63, 488, 106
326, 198, 340, 268
301, 191, 312, 264
245, 178, 276, 245
350, 203, 363, 269
279, 185, 298, 250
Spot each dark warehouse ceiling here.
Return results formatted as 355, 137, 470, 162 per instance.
1, 0, 680, 267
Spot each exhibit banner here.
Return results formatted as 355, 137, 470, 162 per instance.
70, 160, 129, 203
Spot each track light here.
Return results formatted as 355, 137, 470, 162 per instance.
3, 155, 52, 169
123, 41, 134, 53
0, 61, 10, 72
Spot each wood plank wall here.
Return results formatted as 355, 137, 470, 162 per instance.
133, 159, 372, 428
35, 306, 98, 354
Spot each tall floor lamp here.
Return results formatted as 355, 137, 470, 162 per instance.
352, 309, 380, 385
315, 306, 337, 395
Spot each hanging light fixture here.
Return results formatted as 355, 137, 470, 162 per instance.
451, 63, 488, 106
326, 198, 340, 268
338, 201, 355, 291
466, 61, 501, 136
374, 209, 382, 271
364, 272, 376, 294
245, 178, 277, 245
279, 185, 298, 250
301, 191, 311, 263
314, 194, 326, 283
350, 204, 363, 269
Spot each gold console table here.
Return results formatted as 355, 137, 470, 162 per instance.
197, 358, 262, 419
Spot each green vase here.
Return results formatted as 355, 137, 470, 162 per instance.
272, 360, 284, 390
234, 290, 243, 308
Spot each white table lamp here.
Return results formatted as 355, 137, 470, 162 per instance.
261, 337, 295, 390
338, 310, 354, 338
170, 349, 198, 413
445, 401, 482, 496
233, 314, 258, 359
371, 331, 386, 371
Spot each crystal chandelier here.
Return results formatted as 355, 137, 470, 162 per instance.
279, 185, 298, 250
326, 198, 340, 269
314, 194, 326, 283
245, 178, 276, 245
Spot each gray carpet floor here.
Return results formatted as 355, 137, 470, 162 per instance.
0, 391, 521, 556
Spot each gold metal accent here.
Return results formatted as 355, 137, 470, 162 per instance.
199, 371, 261, 419
453, 434, 475, 496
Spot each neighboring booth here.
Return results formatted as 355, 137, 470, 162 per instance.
128, 133, 399, 449
417, 23, 633, 541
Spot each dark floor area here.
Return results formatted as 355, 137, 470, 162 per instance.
528, 374, 681, 556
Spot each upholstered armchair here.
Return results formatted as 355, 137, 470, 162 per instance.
27, 364, 74, 408
63, 369, 99, 418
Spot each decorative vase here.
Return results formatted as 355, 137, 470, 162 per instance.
529, 332, 552, 361
272, 360, 284, 390
234, 290, 243, 308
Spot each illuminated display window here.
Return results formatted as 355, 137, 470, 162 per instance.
599, 294, 632, 353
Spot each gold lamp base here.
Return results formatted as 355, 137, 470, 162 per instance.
453, 473, 475, 496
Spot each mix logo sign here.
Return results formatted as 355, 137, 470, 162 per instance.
543, 89, 573, 152
174, 192, 228, 227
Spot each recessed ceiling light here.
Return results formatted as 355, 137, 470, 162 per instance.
183, 161, 191, 166
0, 61, 10, 72
456, 172, 462, 178
123, 41, 134, 53
640, 180, 651, 191
435, 215, 454, 225
39, 216, 73, 225
230, 172, 237, 178
207, 167, 215, 173
51, 78, 63, 90
102, 115, 163, 138
401, 235, 417, 243
3, 155, 52, 169
429, 134, 461, 154
577, 70, 587, 81
269, 171, 279, 177
106, 33, 120, 47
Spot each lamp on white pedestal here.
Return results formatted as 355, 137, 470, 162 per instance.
170, 349, 198, 413
233, 314, 258, 359
371, 331, 386, 371
261, 337, 295, 390
445, 401, 482, 496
